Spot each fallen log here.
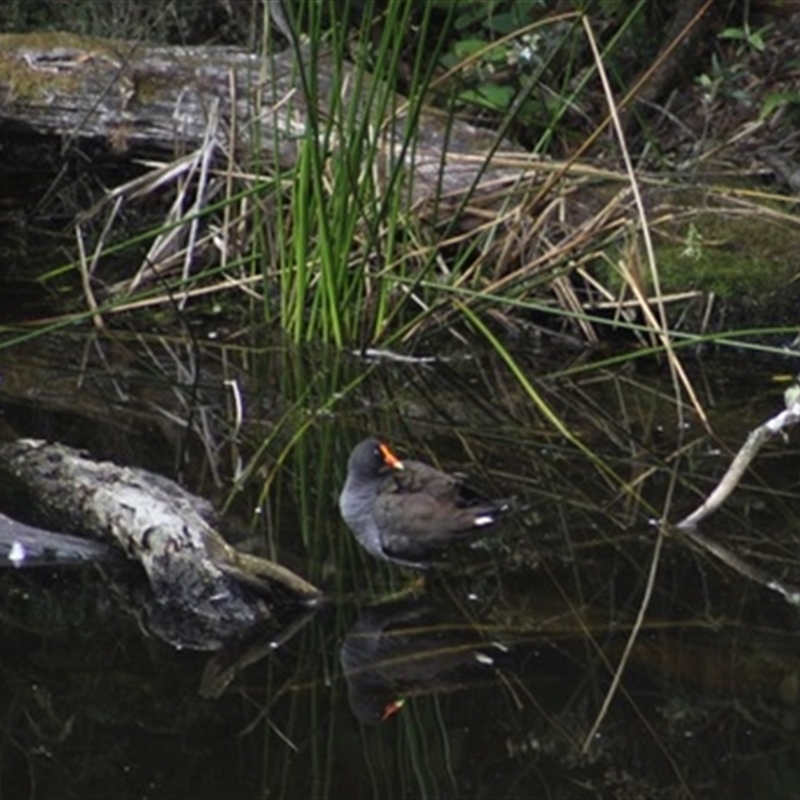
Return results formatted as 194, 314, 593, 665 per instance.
0, 31, 528, 208
0, 509, 120, 565
0, 439, 321, 649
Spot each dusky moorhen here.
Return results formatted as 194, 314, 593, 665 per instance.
339, 438, 512, 567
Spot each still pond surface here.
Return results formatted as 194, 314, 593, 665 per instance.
0, 331, 798, 799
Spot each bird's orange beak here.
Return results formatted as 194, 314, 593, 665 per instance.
379, 442, 404, 470
382, 698, 406, 721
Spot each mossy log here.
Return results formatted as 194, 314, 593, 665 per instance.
0, 439, 321, 649
0, 31, 527, 209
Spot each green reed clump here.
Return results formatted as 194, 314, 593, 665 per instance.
269, 0, 459, 345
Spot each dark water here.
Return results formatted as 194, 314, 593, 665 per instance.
0, 331, 799, 799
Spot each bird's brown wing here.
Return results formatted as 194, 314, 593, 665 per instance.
389, 459, 461, 503
374, 491, 486, 542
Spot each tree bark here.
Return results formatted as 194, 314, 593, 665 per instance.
0, 439, 321, 650
0, 31, 525, 208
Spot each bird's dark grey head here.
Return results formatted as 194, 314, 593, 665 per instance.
347, 438, 387, 479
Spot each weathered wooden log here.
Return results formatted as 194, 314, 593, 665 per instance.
0, 32, 528, 207
0, 509, 120, 565
0, 439, 321, 649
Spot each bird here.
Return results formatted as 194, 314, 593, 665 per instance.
340, 599, 511, 724
339, 437, 513, 567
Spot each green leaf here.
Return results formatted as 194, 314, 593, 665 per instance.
459, 84, 515, 111
453, 38, 492, 59
748, 31, 765, 51
759, 90, 800, 121
718, 27, 747, 41
484, 10, 529, 35
455, 3, 493, 31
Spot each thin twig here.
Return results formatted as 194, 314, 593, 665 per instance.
674, 396, 800, 606
677, 398, 800, 530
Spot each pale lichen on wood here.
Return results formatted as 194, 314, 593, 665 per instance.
0, 31, 532, 208
0, 438, 321, 649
